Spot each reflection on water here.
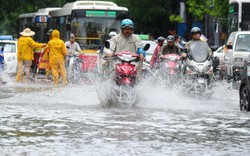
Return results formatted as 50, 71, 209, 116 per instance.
0, 82, 250, 155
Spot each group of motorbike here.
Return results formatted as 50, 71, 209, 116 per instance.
150, 40, 218, 96
96, 38, 222, 108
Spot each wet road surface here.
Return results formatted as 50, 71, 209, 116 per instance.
0, 81, 250, 156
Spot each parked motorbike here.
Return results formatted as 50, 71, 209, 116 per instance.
158, 54, 182, 86
183, 41, 214, 95
66, 47, 83, 84
98, 42, 150, 108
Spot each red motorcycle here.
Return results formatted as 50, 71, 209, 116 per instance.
158, 53, 182, 86
99, 42, 149, 108
114, 51, 139, 86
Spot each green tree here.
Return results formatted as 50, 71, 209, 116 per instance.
186, 0, 228, 22
0, 0, 69, 37
112, 0, 179, 38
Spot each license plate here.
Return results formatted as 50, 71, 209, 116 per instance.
197, 78, 205, 84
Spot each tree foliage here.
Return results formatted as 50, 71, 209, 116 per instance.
186, 0, 229, 23
0, 0, 69, 36
0, 0, 229, 39
112, 0, 179, 38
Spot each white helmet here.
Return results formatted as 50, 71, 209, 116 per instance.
109, 31, 117, 37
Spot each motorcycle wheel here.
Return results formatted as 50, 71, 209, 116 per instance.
113, 86, 136, 108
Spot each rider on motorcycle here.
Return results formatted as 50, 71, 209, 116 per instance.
108, 18, 146, 79
182, 27, 214, 82
65, 33, 83, 67
150, 36, 165, 69
159, 35, 181, 57
182, 27, 212, 58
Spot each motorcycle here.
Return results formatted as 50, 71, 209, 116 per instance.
158, 54, 182, 86
66, 47, 83, 84
183, 41, 214, 95
98, 42, 150, 108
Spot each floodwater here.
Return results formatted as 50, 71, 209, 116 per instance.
0, 78, 250, 156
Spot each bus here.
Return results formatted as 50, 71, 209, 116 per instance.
228, 0, 250, 34
18, 7, 61, 43
49, 1, 128, 71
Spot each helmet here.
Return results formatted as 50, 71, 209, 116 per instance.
109, 31, 117, 37
166, 35, 175, 42
121, 19, 134, 29
46, 29, 53, 35
157, 36, 165, 43
190, 27, 201, 34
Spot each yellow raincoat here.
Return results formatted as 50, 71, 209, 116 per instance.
17, 36, 43, 61
16, 36, 43, 82
47, 30, 67, 85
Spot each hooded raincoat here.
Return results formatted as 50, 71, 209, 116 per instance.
47, 30, 67, 85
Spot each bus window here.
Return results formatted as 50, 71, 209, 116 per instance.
242, 3, 250, 31
228, 2, 239, 33
228, 14, 238, 33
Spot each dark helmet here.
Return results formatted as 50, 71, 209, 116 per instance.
121, 19, 134, 29
166, 35, 175, 42
190, 27, 201, 34
46, 29, 53, 35
157, 36, 165, 43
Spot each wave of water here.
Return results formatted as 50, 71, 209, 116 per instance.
0, 76, 249, 156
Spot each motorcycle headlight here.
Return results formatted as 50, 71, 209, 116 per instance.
203, 65, 213, 73
187, 65, 199, 73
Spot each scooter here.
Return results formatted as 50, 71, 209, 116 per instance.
184, 41, 214, 95
158, 54, 182, 86
66, 47, 83, 84
100, 42, 150, 108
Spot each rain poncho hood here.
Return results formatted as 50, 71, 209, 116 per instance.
52, 29, 60, 39
48, 30, 67, 63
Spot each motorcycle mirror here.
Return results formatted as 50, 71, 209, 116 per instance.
104, 41, 110, 49
226, 45, 233, 49
144, 43, 150, 51
210, 45, 219, 52
187, 54, 193, 60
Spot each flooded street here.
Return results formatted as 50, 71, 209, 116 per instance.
0, 80, 250, 156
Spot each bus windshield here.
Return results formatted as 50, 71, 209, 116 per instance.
71, 17, 120, 46
33, 22, 48, 43
71, 10, 127, 47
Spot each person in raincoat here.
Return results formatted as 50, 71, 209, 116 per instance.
182, 27, 212, 58
150, 36, 165, 69
47, 29, 67, 86
43, 29, 53, 79
16, 28, 45, 83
